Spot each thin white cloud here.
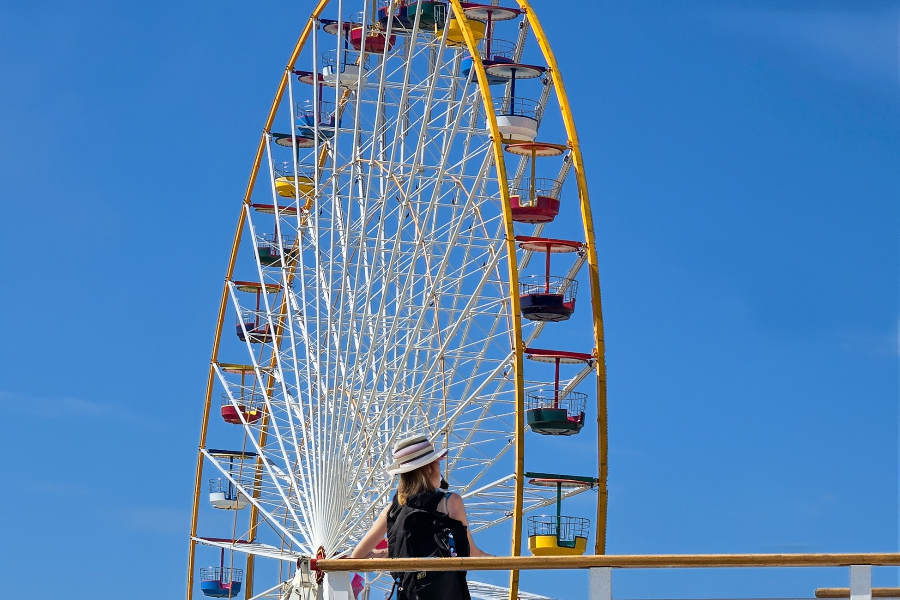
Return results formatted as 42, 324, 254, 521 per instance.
764, 542, 816, 551
0, 391, 105, 417
19, 479, 93, 498
712, 6, 899, 91
113, 506, 190, 535
0, 390, 165, 425
834, 326, 900, 358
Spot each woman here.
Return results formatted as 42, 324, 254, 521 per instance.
351, 434, 491, 599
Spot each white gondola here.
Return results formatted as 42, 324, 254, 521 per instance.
497, 113, 538, 141
208, 478, 249, 510
320, 49, 366, 88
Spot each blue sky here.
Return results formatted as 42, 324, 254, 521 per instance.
0, 1, 897, 599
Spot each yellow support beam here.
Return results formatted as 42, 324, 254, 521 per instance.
444, 3, 526, 599
514, 0, 610, 555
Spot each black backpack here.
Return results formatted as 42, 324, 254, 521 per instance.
386, 490, 471, 600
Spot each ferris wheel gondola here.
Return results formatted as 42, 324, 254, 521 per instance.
187, 2, 608, 599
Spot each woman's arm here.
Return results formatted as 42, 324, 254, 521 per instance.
350, 505, 390, 559
447, 493, 492, 557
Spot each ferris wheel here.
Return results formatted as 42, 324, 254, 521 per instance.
186, 1, 608, 599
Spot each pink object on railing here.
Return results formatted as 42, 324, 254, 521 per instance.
351, 574, 365, 599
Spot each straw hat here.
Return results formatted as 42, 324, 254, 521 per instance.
386, 434, 448, 475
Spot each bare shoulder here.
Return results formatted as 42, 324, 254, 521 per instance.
447, 492, 467, 522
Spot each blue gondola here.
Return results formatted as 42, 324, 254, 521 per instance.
460, 38, 515, 84
297, 101, 341, 140
200, 566, 243, 598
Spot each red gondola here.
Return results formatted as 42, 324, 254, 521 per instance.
220, 393, 263, 425
505, 142, 567, 223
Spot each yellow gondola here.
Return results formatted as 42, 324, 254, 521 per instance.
526, 473, 597, 556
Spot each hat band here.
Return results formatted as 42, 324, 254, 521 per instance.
393, 440, 433, 459
395, 446, 434, 466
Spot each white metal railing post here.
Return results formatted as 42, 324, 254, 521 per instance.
324, 572, 352, 600
589, 567, 612, 600
850, 565, 872, 600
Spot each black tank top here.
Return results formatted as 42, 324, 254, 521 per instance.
386, 490, 471, 600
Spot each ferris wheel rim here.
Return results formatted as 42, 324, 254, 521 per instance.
187, 2, 608, 599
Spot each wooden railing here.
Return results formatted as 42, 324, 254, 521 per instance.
315, 553, 900, 572
311, 554, 900, 600
817, 589, 900, 598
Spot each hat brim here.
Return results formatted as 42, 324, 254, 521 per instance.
386, 448, 448, 475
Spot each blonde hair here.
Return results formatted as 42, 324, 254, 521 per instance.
397, 462, 436, 505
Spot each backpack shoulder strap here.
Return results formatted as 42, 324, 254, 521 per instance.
387, 495, 402, 521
